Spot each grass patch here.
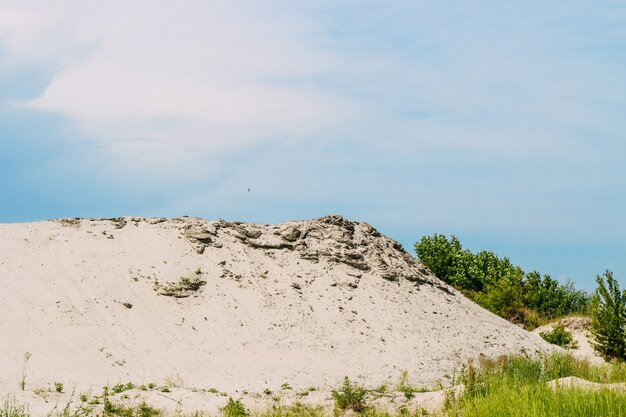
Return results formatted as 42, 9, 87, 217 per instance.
445, 352, 626, 417
1, 397, 29, 417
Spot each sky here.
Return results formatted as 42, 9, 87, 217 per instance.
1, 1, 625, 291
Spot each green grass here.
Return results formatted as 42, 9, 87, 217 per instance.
0, 397, 29, 417
445, 352, 626, 417
447, 383, 626, 417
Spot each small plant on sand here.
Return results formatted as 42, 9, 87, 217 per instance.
112, 383, 135, 394
19, 352, 31, 391
296, 387, 317, 398
220, 398, 248, 417
332, 377, 367, 414
396, 371, 417, 400
104, 398, 133, 417
260, 402, 325, 417
540, 324, 578, 349
370, 383, 388, 399
280, 383, 292, 391
136, 402, 161, 417
54, 382, 64, 393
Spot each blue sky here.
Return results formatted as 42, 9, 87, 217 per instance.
1, 1, 626, 290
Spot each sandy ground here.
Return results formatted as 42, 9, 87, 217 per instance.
0, 215, 555, 415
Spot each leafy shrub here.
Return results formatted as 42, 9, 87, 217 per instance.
54, 382, 64, 393
590, 270, 626, 361
332, 377, 367, 413
221, 398, 248, 417
540, 324, 578, 349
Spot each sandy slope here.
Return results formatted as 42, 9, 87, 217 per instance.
0, 215, 554, 413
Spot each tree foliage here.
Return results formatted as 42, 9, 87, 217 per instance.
414, 234, 589, 328
590, 270, 626, 361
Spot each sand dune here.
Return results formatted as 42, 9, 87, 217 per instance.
0, 215, 554, 413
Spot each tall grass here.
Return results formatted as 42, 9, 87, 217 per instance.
0, 397, 29, 417
446, 352, 626, 417
447, 381, 626, 417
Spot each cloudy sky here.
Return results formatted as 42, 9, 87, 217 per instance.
1, 1, 625, 289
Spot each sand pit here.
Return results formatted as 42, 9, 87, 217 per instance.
0, 215, 554, 414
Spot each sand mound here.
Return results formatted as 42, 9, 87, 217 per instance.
0, 215, 553, 398
533, 316, 604, 364
548, 376, 626, 391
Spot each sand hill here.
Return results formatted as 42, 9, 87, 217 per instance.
0, 215, 554, 413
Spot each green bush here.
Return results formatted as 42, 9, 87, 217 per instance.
332, 377, 367, 414
590, 270, 626, 361
540, 324, 578, 349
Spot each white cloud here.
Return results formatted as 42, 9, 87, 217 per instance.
5, 1, 359, 153
2, 0, 626, 188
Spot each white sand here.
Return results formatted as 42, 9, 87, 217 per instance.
0, 215, 554, 415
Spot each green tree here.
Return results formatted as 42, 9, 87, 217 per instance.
415, 233, 589, 327
590, 270, 626, 361
414, 234, 463, 284
473, 268, 525, 321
